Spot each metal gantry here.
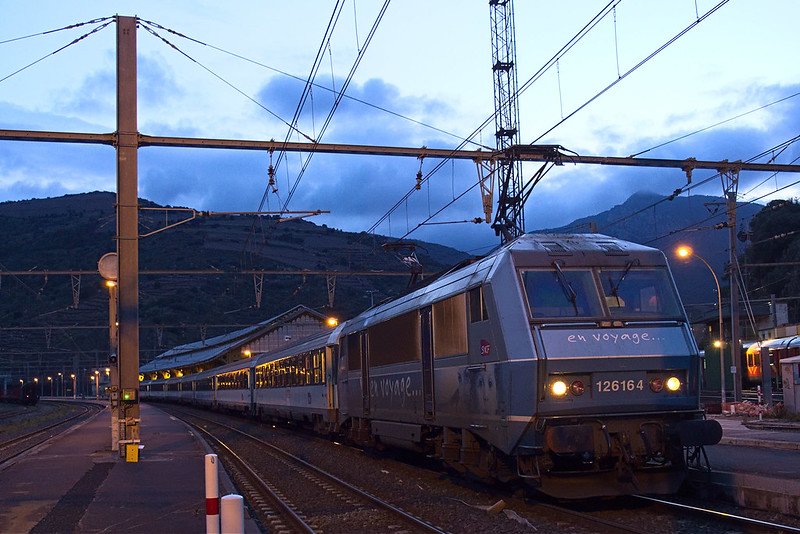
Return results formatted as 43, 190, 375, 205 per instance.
489, 0, 524, 242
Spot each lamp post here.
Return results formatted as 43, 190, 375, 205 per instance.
94, 370, 100, 400
676, 245, 726, 404
58, 372, 63, 397
47, 376, 52, 397
71, 373, 76, 399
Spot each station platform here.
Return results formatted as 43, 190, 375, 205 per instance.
695, 414, 800, 517
0, 403, 256, 533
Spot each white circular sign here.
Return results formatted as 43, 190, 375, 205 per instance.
98, 252, 118, 281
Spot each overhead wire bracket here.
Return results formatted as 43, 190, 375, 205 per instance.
415, 148, 426, 190
475, 156, 496, 225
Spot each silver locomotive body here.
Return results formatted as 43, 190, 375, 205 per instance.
336, 233, 720, 497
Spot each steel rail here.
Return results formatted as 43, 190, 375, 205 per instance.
633, 495, 800, 532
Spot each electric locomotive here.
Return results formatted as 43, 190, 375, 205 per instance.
334, 233, 721, 497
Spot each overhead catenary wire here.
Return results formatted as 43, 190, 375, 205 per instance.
260, 0, 348, 213
281, 0, 392, 211
531, 0, 730, 144
0, 16, 113, 46
629, 90, 800, 158
136, 18, 480, 151
138, 21, 314, 143
0, 18, 114, 85
559, 134, 800, 238
362, 1, 625, 238
367, 0, 733, 244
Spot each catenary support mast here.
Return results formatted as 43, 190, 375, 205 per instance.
116, 16, 140, 451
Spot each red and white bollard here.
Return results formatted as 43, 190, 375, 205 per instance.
221, 494, 244, 534
205, 454, 220, 534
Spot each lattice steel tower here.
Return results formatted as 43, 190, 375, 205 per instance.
489, 0, 523, 242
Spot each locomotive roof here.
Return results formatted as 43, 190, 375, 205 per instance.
342, 233, 667, 331
509, 233, 665, 264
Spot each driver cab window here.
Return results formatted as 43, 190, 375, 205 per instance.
522, 269, 602, 318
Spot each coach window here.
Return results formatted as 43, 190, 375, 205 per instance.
368, 311, 421, 366
522, 269, 602, 318
468, 286, 489, 323
313, 349, 325, 384
433, 293, 468, 358
255, 365, 264, 388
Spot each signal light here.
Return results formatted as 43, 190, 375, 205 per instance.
650, 377, 664, 392
570, 380, 585, 396
121, 388, 138, 402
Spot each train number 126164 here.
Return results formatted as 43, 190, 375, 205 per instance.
596, 379, 644, 393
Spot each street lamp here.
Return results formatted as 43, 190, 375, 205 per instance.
94, 370, 100, 400
58, 372, 63, 397
47, 376, 53, 397
676, 245, 726, 404
70, 373, 76, 399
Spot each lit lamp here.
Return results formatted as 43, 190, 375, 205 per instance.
94, 370, 100, 400
47, 376, 52, 396
326, 317, 339, 327
676, 245, 726, 404
70, 373, 76, 399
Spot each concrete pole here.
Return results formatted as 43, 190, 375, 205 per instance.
116, 15, 141, 445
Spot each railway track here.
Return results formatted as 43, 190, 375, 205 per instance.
0, 408, 27, 421
633, 495, 800, 533
523, 494, 800, 534
0, 402, 102, 469
171, 408, 449, 534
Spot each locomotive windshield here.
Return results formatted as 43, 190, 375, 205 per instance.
523, 269, 603, 318
522, 266, 682, 320
598, 267, 682, 318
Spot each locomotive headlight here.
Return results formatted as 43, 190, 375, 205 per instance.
550, 380, 568, 397
665, 376, 681, 392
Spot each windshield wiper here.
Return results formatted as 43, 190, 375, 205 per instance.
608, 259, 640, 304
552, 260, 579, 315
